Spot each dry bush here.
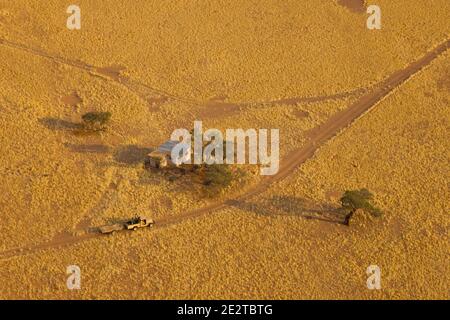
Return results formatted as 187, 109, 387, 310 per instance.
81, 111, 112, 131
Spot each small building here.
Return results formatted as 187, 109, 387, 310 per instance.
147, 140, 190, 168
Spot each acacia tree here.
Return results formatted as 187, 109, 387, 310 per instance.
202, 164, 233, 197
81, 111, 111, 131
339, 188, 382, 225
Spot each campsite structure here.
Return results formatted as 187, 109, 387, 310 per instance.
147, 140, 190, 168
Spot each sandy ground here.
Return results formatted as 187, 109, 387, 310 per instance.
0, 1, 449, 299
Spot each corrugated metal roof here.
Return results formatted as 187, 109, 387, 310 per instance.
158, 140, 180, 153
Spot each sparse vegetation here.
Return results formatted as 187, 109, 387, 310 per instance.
202, 164, 233, 196
81, 111, 111, 131
1, 0, 448, 300
339, 188, 382, 225
160, 163, 236, 197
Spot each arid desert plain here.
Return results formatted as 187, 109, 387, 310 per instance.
0, 0, 449, 299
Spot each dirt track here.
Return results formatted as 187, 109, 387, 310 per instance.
0, 38, 367, 108
0, 38, 448, 260
157, 37, 450, 228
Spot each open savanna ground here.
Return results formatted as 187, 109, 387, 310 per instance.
0, 0, 449, 299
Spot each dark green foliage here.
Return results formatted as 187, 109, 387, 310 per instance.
81, 111, 111, 131
202, 164, 233, 196
340, 188, 382, 225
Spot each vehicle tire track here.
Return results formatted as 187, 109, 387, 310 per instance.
0, 171, 123, 260
0, 38, 366, 108
1, 38, 448, 260
0, 38, 193, 104
154, 38, 450, 228
73, 169, 123, 232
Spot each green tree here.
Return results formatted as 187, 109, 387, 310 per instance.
202, 164, 233, 197
81, 111, 111, 131
340, 188, 382, 225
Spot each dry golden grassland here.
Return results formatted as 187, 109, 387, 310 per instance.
1, 46, 448, 299
0, 0, 449, 299
2, 0, 450, 102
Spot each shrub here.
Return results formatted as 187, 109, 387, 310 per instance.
202, 164, 233, 196
340, 188, 382, 225
81, 111, 111, 131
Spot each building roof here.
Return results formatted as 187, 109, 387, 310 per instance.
158, 140, 181, 154
149, 140, 190, 165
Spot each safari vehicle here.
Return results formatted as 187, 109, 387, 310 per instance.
99, 216, 154, 234
124, 216, 155, 231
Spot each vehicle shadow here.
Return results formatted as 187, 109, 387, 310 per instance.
226, 195, 347, 225
89, 217, 129, 234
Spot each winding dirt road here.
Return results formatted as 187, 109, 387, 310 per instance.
0, 38, 448, 260
156, 37, 450, 228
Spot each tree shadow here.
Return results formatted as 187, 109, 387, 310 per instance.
39, 117, 83, 131
64, 143, 112, 154
226, 195, 347, 225
41, 117, 153, 167
39, 116, 103, 137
